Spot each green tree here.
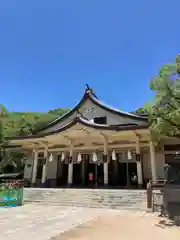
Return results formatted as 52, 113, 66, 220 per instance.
0, 105, 69, 173
0, 107, 69, 137
0, 108, 17, 173
135, 101, 153, 115
148, 55, 180, 140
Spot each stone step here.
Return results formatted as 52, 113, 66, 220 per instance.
24, 188, 147, 210
24, 188, 147, 194
25, 202, 146, 211
24, 194, 146, 202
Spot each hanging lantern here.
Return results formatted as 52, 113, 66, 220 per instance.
61, 152, 65, 162
49, 153, 53, 162
77, 153, 82, 163
92, 152, 98, 162
112, 149, 116, 161
44, 150, 48, 158
127, 150, 132, 160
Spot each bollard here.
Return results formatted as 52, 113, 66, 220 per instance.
147, 181, 152, 209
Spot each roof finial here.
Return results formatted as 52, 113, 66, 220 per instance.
86, 84, 90, 90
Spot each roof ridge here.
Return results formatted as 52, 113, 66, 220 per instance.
33, 85, 148, 134
88, 92, 148, 120
85, 84, 99, 99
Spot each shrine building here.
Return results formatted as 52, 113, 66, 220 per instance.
6, 85, 180, 188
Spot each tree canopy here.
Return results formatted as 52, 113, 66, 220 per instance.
0, 106, 70, 173
137, 54, 180, 140
0, 106, 70, 138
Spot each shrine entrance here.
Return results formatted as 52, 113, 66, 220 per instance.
84, 154, 104, 188
73, 163, 82, 186
56, 155, 68, 187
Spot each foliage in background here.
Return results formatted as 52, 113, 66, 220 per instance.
136, 55, 180, 141
0, 108, 19, 173
0, 107, 69, 173
0, 106, 70, 137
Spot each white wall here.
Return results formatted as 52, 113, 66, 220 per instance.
24, 155, 33, 180
46, 154, 57, 179
142, 151, 165, 180
155, 152, 165, 178
142, 152, 151, 179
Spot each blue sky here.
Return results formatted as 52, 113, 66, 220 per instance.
0, 0, 179, 112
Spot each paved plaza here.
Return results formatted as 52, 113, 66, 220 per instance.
54, 212, 180, 240
0, 204, 104, 240
0, 203, 179, 240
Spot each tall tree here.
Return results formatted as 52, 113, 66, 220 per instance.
149, 55, 180, 140
0, 108, 17, 173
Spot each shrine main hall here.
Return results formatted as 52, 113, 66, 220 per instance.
7, 86, 180, 188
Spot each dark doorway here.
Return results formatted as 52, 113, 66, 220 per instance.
117, 162, 127, 186
36, 158, 44, 184
85, 160, 95, 187
117, 162, 138, 188
57, 163, 68, 186
108, 158, 118, 187
96, 163, 104, 187
84, 154, 104, 188
128, 162, 138, 187
73, 163, 82, 186
165, 154, 180, 167
56, 155, 61, 187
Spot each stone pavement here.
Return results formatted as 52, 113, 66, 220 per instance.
0, 203, 179, 240
53, 211, 180, 240
0, 204, 104, 240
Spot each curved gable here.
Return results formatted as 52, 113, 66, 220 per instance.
36, 86, 148, 134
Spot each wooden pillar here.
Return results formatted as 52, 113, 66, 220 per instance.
149, 141, 157, 182
41, 149, 48, 184
103, 136, 108, 185
68, 147, 73, 185
32, 149, 38, 184
136, 137, 143, 186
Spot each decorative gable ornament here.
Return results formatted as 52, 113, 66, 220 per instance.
61, 152, 65, 162
86, 108, 94, 113
92, 152, 98, 162
112, 150, 116, 161
77, 153, 82, 163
